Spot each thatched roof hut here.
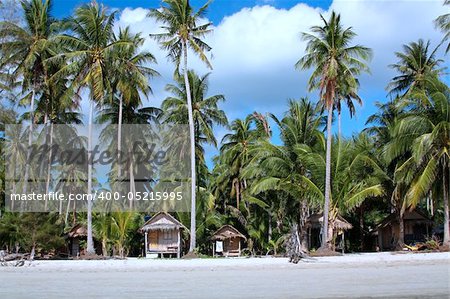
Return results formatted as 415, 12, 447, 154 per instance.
66, 224, 88, 256
211, 225, 247, 257
140, 212, 187, 232
67, 224, 87, 238
306, 213, 353, 230
305, 213, 352, 251
373, 209, 432, 251
139, 212, 187, 258
211, 225, 247, 241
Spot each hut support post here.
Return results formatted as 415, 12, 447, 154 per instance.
144, 231, 148, 258
238, 239, 241, 256
378, 231, 383, 252
212, 242, 215, 257
177, 230, 181, 258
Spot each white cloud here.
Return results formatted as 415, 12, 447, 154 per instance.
109, 0, 447, 162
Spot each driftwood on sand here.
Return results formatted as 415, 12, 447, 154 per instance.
0, 250, 28, 267
285, 224, 310, 264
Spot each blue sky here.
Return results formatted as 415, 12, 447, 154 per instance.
52, 0, 333, 23
48, 0, 449, 167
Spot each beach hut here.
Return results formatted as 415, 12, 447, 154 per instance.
306, 213, 353, 251
140, 212, 187, 258
373, 209, 433, 251
211, 225, 247, 257
67, 224, 87, 256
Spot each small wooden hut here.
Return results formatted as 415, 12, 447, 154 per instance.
140, 212, 187, 258
373, 209, 433, 251
211, 225, 247, 257
67, 224, 87, 256
306, 213, 353, 251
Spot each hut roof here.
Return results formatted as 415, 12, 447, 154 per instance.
140, 212, 187, 232
67, 224, 87, 238
211, 225, 247, 241
376, 209, 433, 230
306, 213, 353, 230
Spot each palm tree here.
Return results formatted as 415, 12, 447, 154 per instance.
434, 0, 449, 54
108, 27, 159, 179
245, 99, 325, 251
0, 0, 57, 202
392, 80, 450, 246
148, 0, 214, 252
297, 134, 384, 250
335, 77, 363, 140
220, 116, 260, 208
98, 96, 162, 202
387, 39, 444, 98
52, 1, 129, 254
296, 11, 372, 249
162, 71, 227, 190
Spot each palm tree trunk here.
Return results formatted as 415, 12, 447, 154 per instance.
102, 238, 107, 257
117, 95, 123, 179
235, 180, 240, 208
321, 105, 333, 249
129, 150, 135, 210
45, 122, 54, 212
86, 101, 95, 255
22, 88, 36, 212
359, 205, 364, 251
338, 110, 342, 142
443, 165, 449, 246
268, 209, 272, 243
397, 210, 405, 249
183, 42, 197, 253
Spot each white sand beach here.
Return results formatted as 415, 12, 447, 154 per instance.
1, 252, 449, 298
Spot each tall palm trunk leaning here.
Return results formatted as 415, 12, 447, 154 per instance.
296, 11, 372, 249
182, 42, 198, 250
323, 103, 333, 248
149, 0, 214, 253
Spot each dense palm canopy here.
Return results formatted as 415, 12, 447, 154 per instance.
0, 0, 56, 96
386, 80, 450, 245
51, 2, 127, 102
387, 39, 444, 98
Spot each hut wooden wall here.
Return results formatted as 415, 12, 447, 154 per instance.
148, 229, 178, 252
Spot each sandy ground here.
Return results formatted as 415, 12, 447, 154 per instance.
0, 252, 449, 298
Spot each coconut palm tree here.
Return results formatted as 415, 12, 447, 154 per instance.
295, 11, 372, 249
239, 99, 324, 251
387, 39, 444, 98
335, 77, 363, 140
108, 27, 159, 178
297, 134, 385, 250
98, 96, 162, 201
0, 0, 57, 201
148, 0, 214, 253
434, 0, 449, 54
52, 1, 129, 254
391, 80, 450, 246
162, 71, 227, 190
219, 116, 260, 208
